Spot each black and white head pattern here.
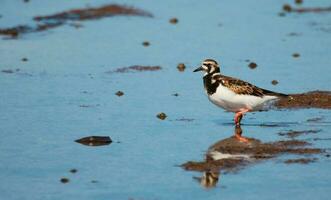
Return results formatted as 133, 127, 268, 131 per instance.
201, 59, 220, 74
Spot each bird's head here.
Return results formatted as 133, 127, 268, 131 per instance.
193, 59, 220, 75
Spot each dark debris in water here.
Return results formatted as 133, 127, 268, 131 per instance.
1, 69, 15, 74
60, 178, 70, 184
175, 118, 194, 122
295, 0, 303, 5
283, 4, 331, 13
284, 158, 317, 164
248, 62, 257, 69
278, 129, 321, 138
271, 80, 279, 85
107, 65, 162, 73
69, 169, 78, 173
292, 53, 300, 58
283, 4, 292, 12
75, 136, 112, 146
1, 68, 22, 74
115, 91, 124, 96
79, 104, 100, 108
169, 18, 178, 24
156, 112, 167, 120
287, 32, 302, 37
142, 41, 150, 46
0, 4, 153, 38
275, 91, 331, 109
177, 63, 186, 72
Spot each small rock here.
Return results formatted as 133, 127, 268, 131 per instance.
295, 0, 303, 5
21, 57, 28, 62
292, 53, 300, 58
248, 62, 257, 69
70, 169, 77, 173
169, 18, 178, 24
75, 136, 112, 146
177, 63, 186, 72
60, 178, 69, 183
326, 154, 330, 157
157, 112, 167, 120
115, 91, 124, 96
283, 4, 292, 12
271, 80, 279, 85
142, 41, 150, 46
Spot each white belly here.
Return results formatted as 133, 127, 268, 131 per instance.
207, 85, 278, 112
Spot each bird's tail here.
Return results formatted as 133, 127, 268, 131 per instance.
262, 89, 289, 98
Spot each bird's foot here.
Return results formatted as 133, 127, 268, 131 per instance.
235, 134, 249, 143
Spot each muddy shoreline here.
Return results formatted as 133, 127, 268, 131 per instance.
275, 91, 331, 109
0, 4, 153, 38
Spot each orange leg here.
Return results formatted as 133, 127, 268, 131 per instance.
234, 124, 249, 143
234, 109, 251, 126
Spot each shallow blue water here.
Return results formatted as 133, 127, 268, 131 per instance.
1, 0, 331, 199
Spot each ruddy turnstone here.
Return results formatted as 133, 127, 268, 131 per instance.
194, 59, 288, 132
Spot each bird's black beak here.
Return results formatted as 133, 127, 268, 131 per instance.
193, 66, 203, 72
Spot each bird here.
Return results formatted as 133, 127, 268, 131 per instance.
194, 59, 288, 141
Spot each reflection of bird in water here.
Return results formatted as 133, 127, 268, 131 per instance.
187, 126, 258, 188
193, 59, 288, 141
194, 170, 220, 188
184, 125, 322, 188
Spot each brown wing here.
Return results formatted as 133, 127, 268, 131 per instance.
214, 75, 287, 97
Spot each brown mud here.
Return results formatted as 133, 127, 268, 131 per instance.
181, 126, 324, 188
283, 5, 331, 13
275, 91, 331, 109
33, 4, 153, 22
0, 4, 152, 38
